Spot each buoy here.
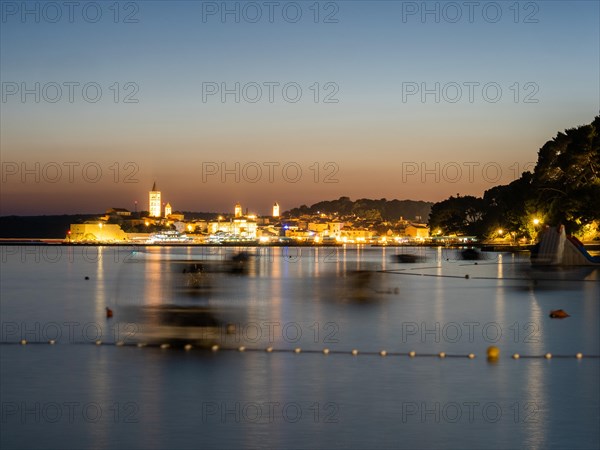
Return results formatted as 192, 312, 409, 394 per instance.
487, 346, 500, 360
322, 348, 330, 355
465, 274, 470, 279
211, 344, 219, 352
95, 340, 102, 345
184, 344, 193, 351
85, 276, 89, 280
512, 353, 520, 359
48, 339, 56, 345
549, 309, 570, 319
294, 348, 301, 354
468, 353, 475, 359
576, 353, 583, 359
106, 307, 113, 318
409, 351, 416, 358
160, 343, 170, 349
20, 339, 27, 345
351, 349, 358, 356
238, 346, 246, 352
266, 346, 273, 353
438, 352, 446, 358
380, 350, 387, 356
545, 353, 552, 359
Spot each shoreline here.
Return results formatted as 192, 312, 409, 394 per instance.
0, 239, 532, 250
1, 239, 598, 252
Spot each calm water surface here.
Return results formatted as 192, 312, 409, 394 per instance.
1, 246, 599, 449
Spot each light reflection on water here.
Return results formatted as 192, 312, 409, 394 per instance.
0, 245, 598, 450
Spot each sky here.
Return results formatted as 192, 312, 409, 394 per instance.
1, 0, 599, 215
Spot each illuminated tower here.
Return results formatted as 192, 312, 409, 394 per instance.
272, 202, 280, 217
234, 202, 243, 218
149, 182, 161, 217
164, 202, 172, 217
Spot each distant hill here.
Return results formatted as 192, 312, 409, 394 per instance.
284, 197, 433, 222
0, 215, 100, 238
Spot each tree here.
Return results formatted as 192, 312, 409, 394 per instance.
429, 116, 600, 240
481, 173, 535, 238
428, 195, 485, 235
530, 116, 600, 233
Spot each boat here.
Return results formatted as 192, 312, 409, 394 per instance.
531, 225, 600, 266
146, 230, 194, 244
390, 254, 426, 263
459, 248, 484, 261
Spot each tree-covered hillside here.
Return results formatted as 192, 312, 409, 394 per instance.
285, 197, 433, 222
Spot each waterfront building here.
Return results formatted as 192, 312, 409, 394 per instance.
208, 218, 257, 239
405, 223, 430, 239
68, 223, 127, 242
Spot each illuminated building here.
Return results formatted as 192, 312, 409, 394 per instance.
405, 223, 430, 239
68, 223, 127, 242
208, 218, 257, 239
272, 202, 280, 217
234, 202, 243, 218
149, 182, 162, 217
164, 202, 172, 217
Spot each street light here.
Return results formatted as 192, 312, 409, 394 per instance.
531, 218, 542, 244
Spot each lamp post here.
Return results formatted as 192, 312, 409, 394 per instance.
532, 218, 541, 243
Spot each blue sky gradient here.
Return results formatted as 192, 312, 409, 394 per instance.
1, 0, 599, 214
